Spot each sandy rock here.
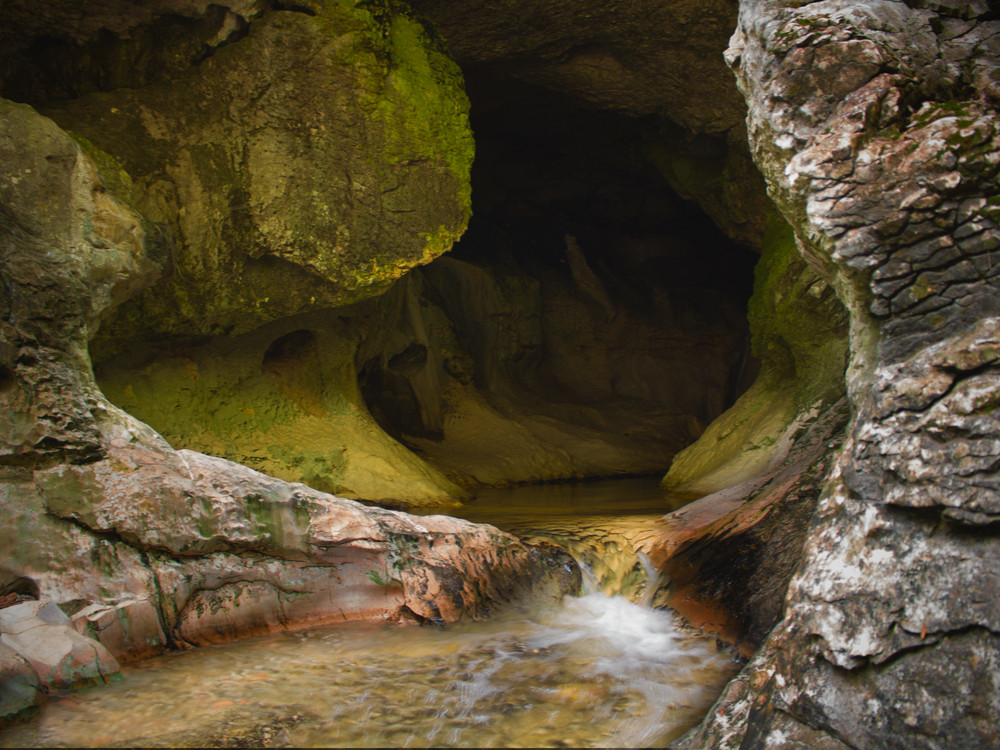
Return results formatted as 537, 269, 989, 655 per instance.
647, 397, 849, 654
71, 598, 168, 663
0, 89, 575, 664
0, 601, 119, 689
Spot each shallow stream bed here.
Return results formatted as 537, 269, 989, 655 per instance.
1, 478, 737, 748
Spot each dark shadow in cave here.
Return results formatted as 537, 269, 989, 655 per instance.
360, 77, 760, 485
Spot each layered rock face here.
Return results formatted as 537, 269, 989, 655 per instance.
678, 1, 1000, 747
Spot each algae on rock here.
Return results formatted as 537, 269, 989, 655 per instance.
95, 310, 469, 507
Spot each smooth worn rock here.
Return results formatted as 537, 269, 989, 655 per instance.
0, 601, 120, 689
678, 2, 1000, 747
648, 397, 849, 655
93, 310, 469, 507
38, 0, 473, 344
663, 212, 848, 497
70, 597, 167, 663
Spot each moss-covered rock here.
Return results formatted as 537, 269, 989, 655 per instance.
662, 211, 848, 496
41, 1, 473, 346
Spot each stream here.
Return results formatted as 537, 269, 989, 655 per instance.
0, 477, 738, 748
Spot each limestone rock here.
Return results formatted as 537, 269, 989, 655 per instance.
663, 213, 848, 497
358, 251, 748, 488
679, 2, 1000, 747
93, 312, 469, 507
1, 1, 480, 507
0, 79, 574, 667
0, 601, 120, 689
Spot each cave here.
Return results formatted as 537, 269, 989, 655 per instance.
3, 1, 999, 747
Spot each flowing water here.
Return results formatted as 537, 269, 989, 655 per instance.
0, 477, 738, 748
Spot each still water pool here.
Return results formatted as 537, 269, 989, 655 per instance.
1, 478, 737, 748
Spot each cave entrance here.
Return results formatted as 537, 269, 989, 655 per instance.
359, 77, 759, 490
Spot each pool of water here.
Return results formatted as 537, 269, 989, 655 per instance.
0, 477, 736, 748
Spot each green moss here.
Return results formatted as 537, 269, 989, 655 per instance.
374, 10, 474, 204
663, 210, 848, 495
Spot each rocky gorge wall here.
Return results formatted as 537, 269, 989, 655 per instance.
2, 0, 997, 747
0, 0, 582, 717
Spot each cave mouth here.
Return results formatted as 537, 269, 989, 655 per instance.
359, 77, 760, 488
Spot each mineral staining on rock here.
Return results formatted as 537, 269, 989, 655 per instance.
0, 39, 570, 718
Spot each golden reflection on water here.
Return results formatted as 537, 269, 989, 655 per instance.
0, 477, 737, 749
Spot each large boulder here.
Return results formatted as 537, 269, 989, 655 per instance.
0, 641, 45, 721
0, 601, 120, 689
679, 2, 1000, 747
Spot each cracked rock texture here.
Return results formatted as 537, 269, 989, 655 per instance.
0, 94, 575, 714
678, 1, 1000, 747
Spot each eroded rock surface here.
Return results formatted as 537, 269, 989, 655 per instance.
679, 2, 1000, 747
0, 601, 120, 690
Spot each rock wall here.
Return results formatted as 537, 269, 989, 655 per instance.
662, 210, 848, 497
679, 1, 1000, 747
